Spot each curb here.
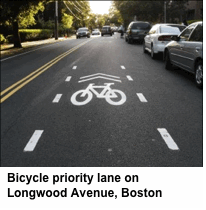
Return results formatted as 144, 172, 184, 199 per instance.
0, 36, 76, 59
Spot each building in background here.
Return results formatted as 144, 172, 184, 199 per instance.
185, 0, 203, 20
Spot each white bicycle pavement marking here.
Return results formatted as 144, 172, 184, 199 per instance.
72, 66, 77, 70
52, 94, 62, 103
121, 65, 126, 69
80, 73, 120, 79
79, 73, 121, 83
65, 76, 72, 82
157, 128, 179, 150
136, 93, 148, 102
71, 83, 126, 106
126, 75, 133, 81
24, 130, 44, 152
78, 76, 121, 83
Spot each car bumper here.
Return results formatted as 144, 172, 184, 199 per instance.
77, 34, 88, 37
154, 42, 170, 53
128, 34, 145, 40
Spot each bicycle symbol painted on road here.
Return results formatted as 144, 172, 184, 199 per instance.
71, 83, 126, 106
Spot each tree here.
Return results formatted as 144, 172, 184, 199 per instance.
0, 0, 45, 47
112, 0, 189, 27
109, 3, 123, 26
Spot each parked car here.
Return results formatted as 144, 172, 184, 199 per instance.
125, 21, 151, 44
101, 26, 112, 36
164, 21, 203, 89
143, 24, 186, 59
92, 29, 100, 35
76, 27, 90, 39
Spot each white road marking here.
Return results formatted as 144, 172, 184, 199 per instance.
72, 66, 77, 70
71, 83, 126, 106
126, 75, 133, 81
78, 76, 121, 83
136, 93, 148, 102
24, 130, 44, 152
52, 94, 62, 103
65, 76, 71, 82
80, 73, 120, 79
121, 65, 126, 69
157, 128, 179, 150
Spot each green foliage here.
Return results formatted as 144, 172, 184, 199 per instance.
0, 34, 6, 44
18, 2, 45, 28
187, 19, 203, 25
0, 1, 45, 26
6, 29, 53, 43
62, 13, 73, 28
112, 0, 189, 27
6, 35, 14, 43
19, 29, 53, 41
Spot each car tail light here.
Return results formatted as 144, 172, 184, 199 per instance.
158, 36, 171, 41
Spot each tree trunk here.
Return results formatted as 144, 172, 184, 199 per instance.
13, 21, 22, 48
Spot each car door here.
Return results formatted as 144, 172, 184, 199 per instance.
145, 25, 158, 49
169, 24, 196, 70
182, 23, 203, 73
126, 23, 132, 39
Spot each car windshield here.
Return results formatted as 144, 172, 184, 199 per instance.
103, 27, 110, 29
78, 28, 88, 32
131, 23, 150, 30
160, 26, 180, 34
167, 25, 186, 32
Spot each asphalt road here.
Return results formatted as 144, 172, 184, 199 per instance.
1, 33, 203, 167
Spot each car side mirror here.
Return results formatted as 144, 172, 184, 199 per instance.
171, 35, 180, 41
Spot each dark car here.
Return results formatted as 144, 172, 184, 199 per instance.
164, 21, 203, 89
76, 27, 90, 39
101, 26, 112, 36
125, 21, 151, 44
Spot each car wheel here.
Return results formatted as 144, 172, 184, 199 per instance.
143, 41, 146, 53
165, 50, 173, 70
76, 36, 78, 39
128, 38, 132, 44
151, 45, 156, 59
102, 34, 103, 36
110, 33, 112, 36
195, 60, 203, 89
125, 37, 128, 42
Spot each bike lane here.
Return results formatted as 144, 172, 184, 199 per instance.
1, 35, 202, 167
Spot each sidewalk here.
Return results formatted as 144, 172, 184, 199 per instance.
0, 35, 76, 59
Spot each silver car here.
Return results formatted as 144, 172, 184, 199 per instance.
143, 24, 186, 59
164, 21, 203, 89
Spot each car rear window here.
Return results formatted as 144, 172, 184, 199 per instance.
78, 28, 88, 31
167, 25, 186, 32
131, 23, 150, 30
102, 27, 110, 29
160, 26, 180, 34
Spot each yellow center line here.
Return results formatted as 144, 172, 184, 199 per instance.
0, 39, 92, 103
1, 40, 90, 97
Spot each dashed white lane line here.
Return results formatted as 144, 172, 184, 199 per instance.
65, 76, 71, 82
136, 93, 148, 102
121, 65, 126, 69
72, 66, 77, 70
157, 128, 179, 150
52, 94, 62, 103
24, 130, 44, 152
126, 75, 133, 81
